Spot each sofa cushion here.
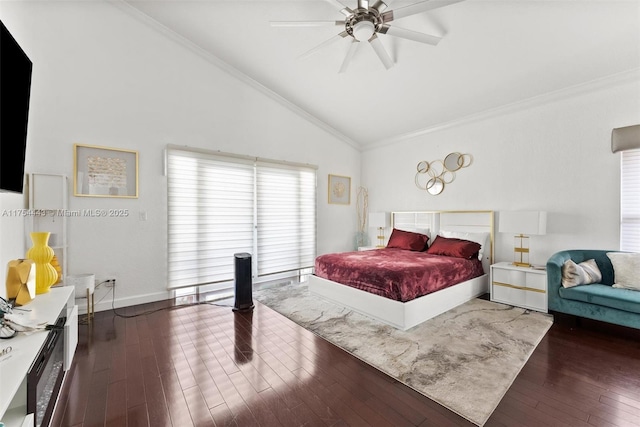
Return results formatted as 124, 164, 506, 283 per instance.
561, 259, 602, 288
607, 252, 640, 290
559, 284, 640, 314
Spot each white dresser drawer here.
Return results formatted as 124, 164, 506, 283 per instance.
526, 273, 546, 291
493, 282, 526, 307
490, 262, 548, 313
493, 268, 526, 288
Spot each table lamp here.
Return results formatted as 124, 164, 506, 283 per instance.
499, 211, 547, 267
369, 212, 389, 248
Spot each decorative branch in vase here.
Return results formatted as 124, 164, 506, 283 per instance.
355, 186, 369, 249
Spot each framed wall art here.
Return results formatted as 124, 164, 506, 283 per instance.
74, 144, 138, 198
328, 174, 351, 205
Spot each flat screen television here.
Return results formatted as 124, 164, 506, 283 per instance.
0, 19, 32, 194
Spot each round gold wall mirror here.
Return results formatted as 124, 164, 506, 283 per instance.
414, 152, 470, 195
426, 177, 444, 195
444, 152, 463, 171
441, 170, 456, 184
415, 172, 429, 189
417, 160, 430, 173
427, 159, 444, 178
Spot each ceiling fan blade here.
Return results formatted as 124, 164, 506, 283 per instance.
270, 21, 344, 28
325, 0, 348, 8
325, 0, 353, 16
371, 0, 390, 12
339, 7, 354, 16
369, 34, 394, 69
299, 31, 349, 59
339, 40, 360, 73
358, 0, 369, 9
381, 0, 465, 22
378, 24, 442, 45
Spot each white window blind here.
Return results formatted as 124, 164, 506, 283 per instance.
256, 163, 316, 277
167, 148, 316, 290
167, 150, 254, 289
621, 149, 640, 252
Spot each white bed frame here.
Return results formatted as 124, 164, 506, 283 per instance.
308, 211, 494, 331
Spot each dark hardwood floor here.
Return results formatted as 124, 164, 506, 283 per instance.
51, 298, 640, 427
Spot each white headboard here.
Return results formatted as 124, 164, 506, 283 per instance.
392, 210, 495, 273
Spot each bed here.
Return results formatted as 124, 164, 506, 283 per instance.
308, 210, 494, 330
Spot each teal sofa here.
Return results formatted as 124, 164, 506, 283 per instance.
547, 250, 640, 330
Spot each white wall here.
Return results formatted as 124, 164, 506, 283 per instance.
0, 1, 360, 308
362, 76, 640, 267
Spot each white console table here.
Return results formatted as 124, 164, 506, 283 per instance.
0, 286, 77, 427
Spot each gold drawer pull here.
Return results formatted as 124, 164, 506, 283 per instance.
492, 281, 546, 294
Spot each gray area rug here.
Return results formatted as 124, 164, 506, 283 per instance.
254, 283, 553, 426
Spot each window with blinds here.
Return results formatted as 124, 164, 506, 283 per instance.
621, 149, 640, 252
256, 163, 317, 277
166, 148, 317, 290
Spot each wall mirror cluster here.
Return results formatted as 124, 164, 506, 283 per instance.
414, 152, 472, 195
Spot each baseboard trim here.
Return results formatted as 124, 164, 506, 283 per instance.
76, 291, 171, 314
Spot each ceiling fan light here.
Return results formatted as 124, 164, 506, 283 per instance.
352, 21, 375, 42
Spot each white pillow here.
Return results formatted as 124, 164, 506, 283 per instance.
438, 229, 489, 260
607, 252, 640, 290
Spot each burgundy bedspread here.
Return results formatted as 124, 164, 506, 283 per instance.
314, 248, 484, 302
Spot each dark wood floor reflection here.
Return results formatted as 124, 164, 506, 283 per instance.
51, 299, 640, 427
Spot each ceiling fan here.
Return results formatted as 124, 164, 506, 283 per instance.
271, 0, 465, 72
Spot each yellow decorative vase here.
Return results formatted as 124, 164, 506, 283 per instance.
51, 255, 63, 284
26, 232, 58, 294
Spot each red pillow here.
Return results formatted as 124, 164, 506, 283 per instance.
426, 235, 481, 259
386, 228, 429, 251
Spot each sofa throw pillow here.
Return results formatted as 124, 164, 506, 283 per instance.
607, 252, 640, 290
561, 259, 602, 288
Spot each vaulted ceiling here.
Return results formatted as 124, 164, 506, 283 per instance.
124, 0, 640, 150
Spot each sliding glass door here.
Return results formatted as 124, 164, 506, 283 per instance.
167, 147, 317, 293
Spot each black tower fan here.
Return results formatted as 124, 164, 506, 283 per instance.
233, 253, 254, 312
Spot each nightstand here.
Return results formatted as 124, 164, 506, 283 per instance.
490, 262, 547, 313
358, 246, 380, 251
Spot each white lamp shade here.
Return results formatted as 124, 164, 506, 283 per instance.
612, 124, 640, 153
369, 212, 388, 228
499, 211, 547, 235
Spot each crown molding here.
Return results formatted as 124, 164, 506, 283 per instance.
111, 1, 361, 151
366, 68, 640, 151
